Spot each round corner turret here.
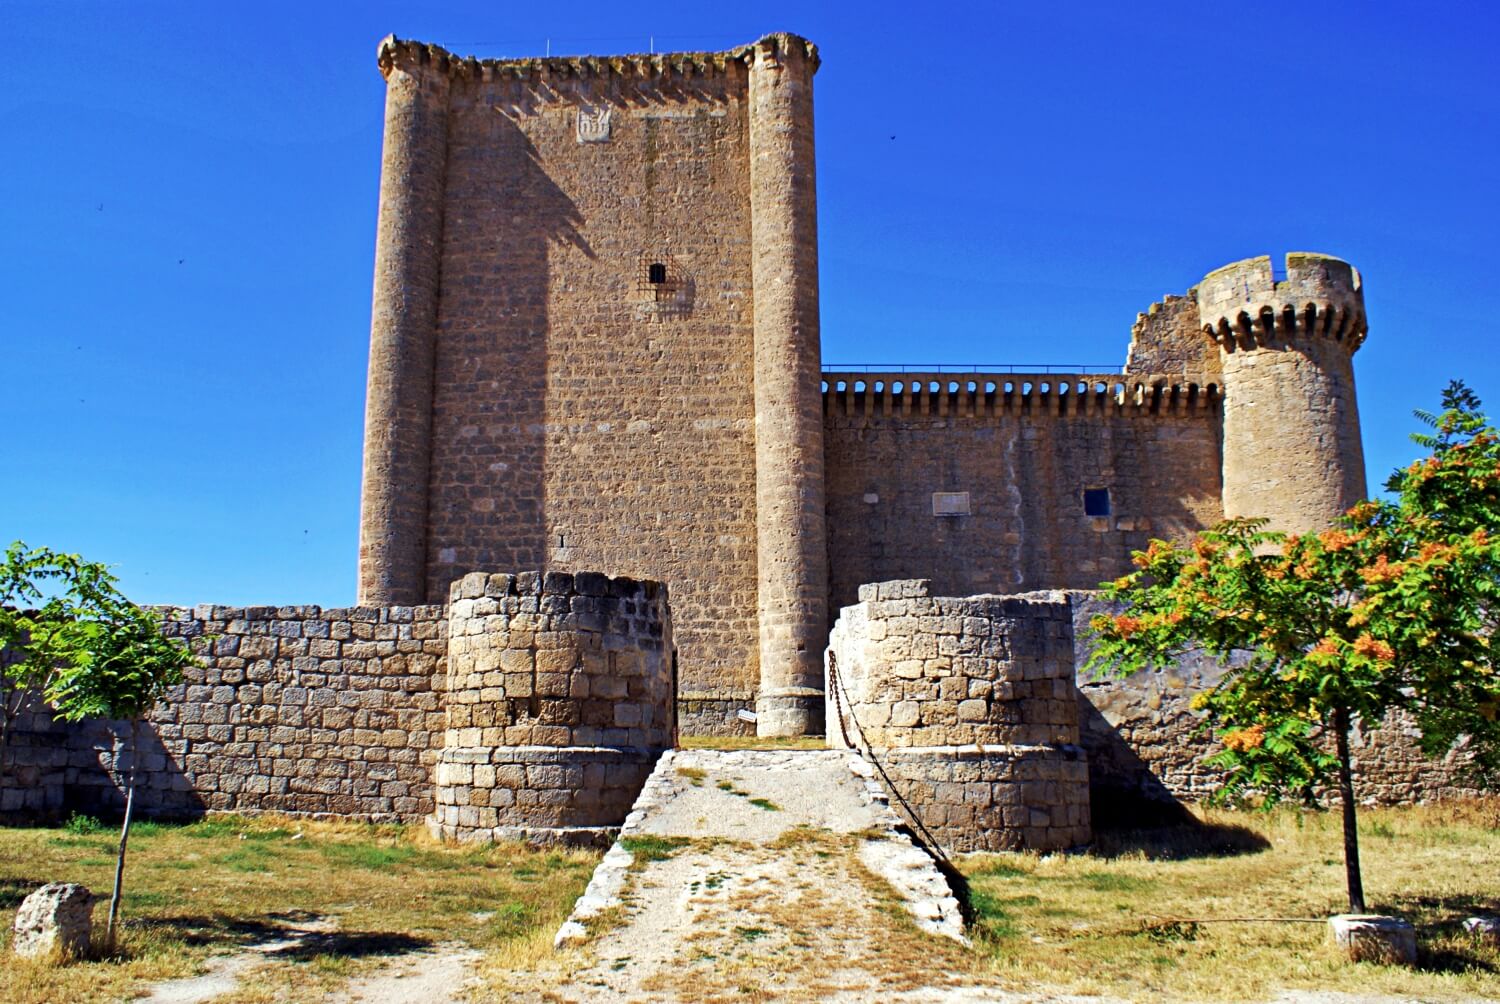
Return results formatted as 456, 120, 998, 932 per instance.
1195, 252, 1366, 354
1203, 253, 1368, 534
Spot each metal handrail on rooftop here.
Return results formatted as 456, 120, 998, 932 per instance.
822, 363, 1126, 375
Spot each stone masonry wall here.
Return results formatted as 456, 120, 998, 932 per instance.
430, 570, 673, 844
414, 42, 762, 713
822, 375, 1223, 614
1125, 294, 1219, 379
1200, 253, 1368, 535
2, 604, 448, 821
826, 581, 1080, 748
1070, 594, 1488, 821
826, 580, 1090, 852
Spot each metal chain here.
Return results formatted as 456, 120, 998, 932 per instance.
827, 651, 954, 871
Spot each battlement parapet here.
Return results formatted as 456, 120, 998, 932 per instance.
822, 372, 1220, 420
376, 32, 817, 84
1195, 253, 1366, 353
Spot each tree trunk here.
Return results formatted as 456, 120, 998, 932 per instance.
1332, 706, 1366, 914
0, 684, 22, 787
106, 718, 140, 953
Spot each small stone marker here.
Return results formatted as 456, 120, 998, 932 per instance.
12, 883, 95, 959
1463, 916, 1500, 945
1327, 914, 1417, 965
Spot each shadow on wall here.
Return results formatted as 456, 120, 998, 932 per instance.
1075, 696, 1198, 830
1075, 664, 1272, 859
423, 100, 591, 601
1, 709, 206, 823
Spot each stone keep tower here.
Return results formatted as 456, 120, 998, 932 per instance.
1196, 253, 1368, 533
357, 34, 827, 736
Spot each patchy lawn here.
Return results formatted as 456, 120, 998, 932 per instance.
677, 735, 828, 752
4, 801, 1497, 1002
0, 813, 597, 1004
961, 800, 1500, 1001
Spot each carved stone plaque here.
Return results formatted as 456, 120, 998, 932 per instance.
577, 106, 612, 143
932, 492, 971, 516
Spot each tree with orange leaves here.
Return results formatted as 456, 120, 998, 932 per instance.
1087, 381, 1500, 914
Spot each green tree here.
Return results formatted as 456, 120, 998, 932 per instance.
45, 576, 199, 952
0, 543, 115, 788
1085, 382, 1500, 914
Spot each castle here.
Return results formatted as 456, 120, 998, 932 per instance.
355, 33, 1367, 738
11, 33, 1457, 854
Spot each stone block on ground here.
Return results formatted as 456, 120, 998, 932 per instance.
1327, 913, 1417, 965
11, 882, 95, 959
1463, 916, 1500, 946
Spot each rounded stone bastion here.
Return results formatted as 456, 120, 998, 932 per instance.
429, 570, 674, 847
825, 579, 1090, 852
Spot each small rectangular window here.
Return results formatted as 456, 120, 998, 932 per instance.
1083, 488, 1111, 517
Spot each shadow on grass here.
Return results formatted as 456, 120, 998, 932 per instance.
1378, 892, 1500, 976
267, 930, 430, 961
133, 911, 431, 959
0, 876, 42, 909
1088, 818, 1271, 861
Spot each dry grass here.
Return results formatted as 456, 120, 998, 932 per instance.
961, 799, 1500, 1000
677, 735, 828, 751
628, 829, 974, 1003
0, 813, 597, 1004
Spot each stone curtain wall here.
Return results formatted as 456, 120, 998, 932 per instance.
431, 570, 674, 844
1070, 595, 1488, 818
826, 580, 1090, 852
1, 700, 70, 815
822, 375, 1224, 614
2, 604, 449, 822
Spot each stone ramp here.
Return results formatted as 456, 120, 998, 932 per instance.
547, 749, 966, 1001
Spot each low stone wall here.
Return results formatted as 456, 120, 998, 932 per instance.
878, 745, 1091, 852
1, 701, 71, 816
429, 571, 674, 844
1070, 594, 1488, 821
827, 580, 1091, 852
678, 692, 756, 738
2, 604, 448, 821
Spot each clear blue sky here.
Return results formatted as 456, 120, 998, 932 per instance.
4, 1, 1498, 606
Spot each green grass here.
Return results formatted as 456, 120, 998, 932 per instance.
960, 800, 1500, 1000
619, 834, 691, 864
0, 813, 598, 1004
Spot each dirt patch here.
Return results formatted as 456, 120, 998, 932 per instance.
328, 945, 482, 1003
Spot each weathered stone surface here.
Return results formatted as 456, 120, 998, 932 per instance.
823, 377, 1223, 613
430, 571, 673, 842
827, 584, 1090, 852
12, 883, 94, 959
1201, 253, 1366, 536
1327, 914, 1417, 965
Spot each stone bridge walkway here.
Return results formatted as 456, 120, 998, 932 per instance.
536, 749, 984, 1002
